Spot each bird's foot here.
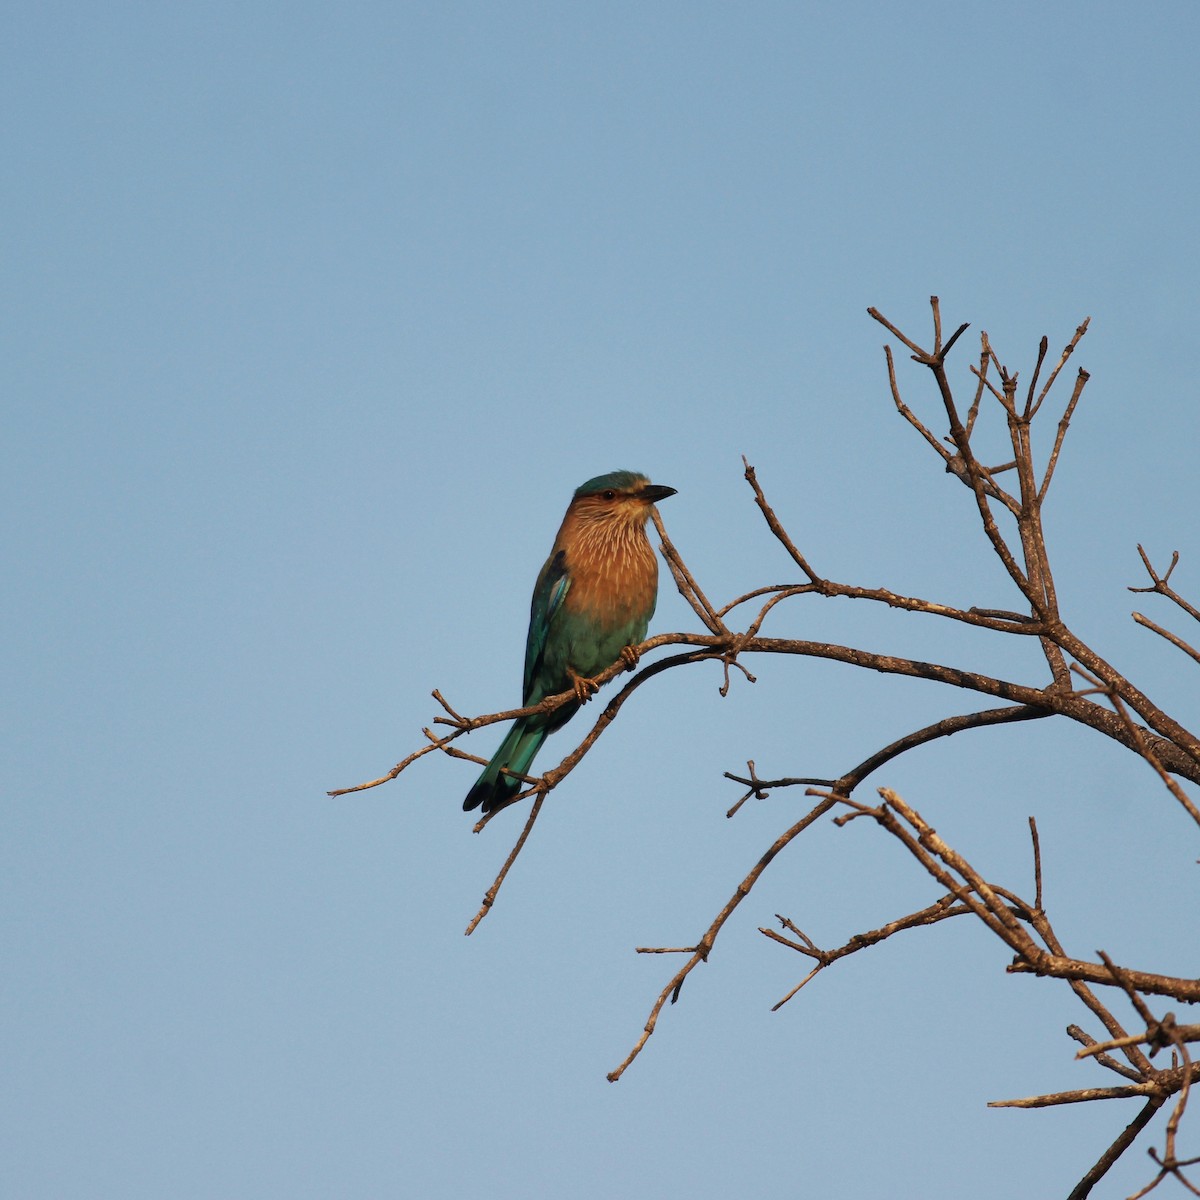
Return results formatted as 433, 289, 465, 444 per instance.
567, 667, 602, 704
619, 644, 641, 671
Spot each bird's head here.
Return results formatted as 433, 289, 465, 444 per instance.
570, 470, 677, 528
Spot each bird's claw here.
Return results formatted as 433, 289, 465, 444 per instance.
568, 667, 602, 704
620, 645, 641, 671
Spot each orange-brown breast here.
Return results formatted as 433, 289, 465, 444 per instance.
552, 500, 659, 624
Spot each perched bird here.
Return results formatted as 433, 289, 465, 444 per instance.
464, 470, 677, 814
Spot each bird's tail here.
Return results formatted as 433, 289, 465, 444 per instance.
463, 718, 549, 814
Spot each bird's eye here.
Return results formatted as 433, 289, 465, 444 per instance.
602, 490, 616, 501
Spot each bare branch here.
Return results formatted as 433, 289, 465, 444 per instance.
867, 305, 929, 359
723, 760, 831, 817
764, 893, 970, 1009
1039, 366, 1091, 501
651, 506, 727, 634
991, 1084, 1168, 1109
353, 302, 1200, 1190
740, 459, 821, 581
1068, 1098, 1167, 1200
1071, 662, 1200, 828
1068, 1025, 1146, 1083
1131, 546, 1200, 626
1133, 612, 1200, 667
1031, 317, 1091, 420
883, 342, 954, 464
1077, 1023, 1200, 1061
717, 584, 812, 618
464, 791, 546, 934
1005, 958, 1200, 1004
608, 794, 838, 1081
1029, 816, 1043, 913
1023, 335, 1050, 419
837, 705, 1050, 790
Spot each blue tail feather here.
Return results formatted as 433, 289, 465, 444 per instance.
463, 719, 549, 813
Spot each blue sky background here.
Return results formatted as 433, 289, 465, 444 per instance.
5, 3, 1199, 1197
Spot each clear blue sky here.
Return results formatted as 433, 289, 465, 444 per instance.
5, 3, 1199, 1197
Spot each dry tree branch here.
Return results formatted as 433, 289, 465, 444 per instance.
1077, 1023, 1200, 1061
963, 341, 990, 438
1070, 663, 1200, 829
1039, 365, 1090, 502
607, 793, 839, 1082
341, 300, 1200, 1192
619, 705, 1062, 1072
739, 456, 821, 582
1030, 317, 1090, 420
790, 776, 1200, 1194
722, 760, 831, 818
1028, 816, 1044, 913
867, 788, 1044, 955
327, 731, 455, 798
464, 791, 545, 934
1098, 950, 1163, 1033
1144, 1031, 1200, 1198
716, 584, 812, 618
988, 1074, 1195, 1109
724, 705, 1050, 820
1022, 334, 1050, 420
1056, 626, 1200, 769
651, 507, 727, 634
933, 376, 1032, 585
331, 612, 1199, 927
1132, 612, 1200, 667
836, 704, 1050, 783
1029, 911, 1157, 1080
741, 477, 1047, 634
883, 342, 953, 464
762, 893, 970, 1010
331, 625, 1199, 806
1068, 1025, 1147, 1083
1003, 953, 1200, 1004
461, 645, 726, 915
1068, 1098, 1169, 1200
1131, 546, 1200, 625
763, 777, 1200, 1056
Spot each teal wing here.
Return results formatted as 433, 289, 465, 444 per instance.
462, 551, 573, 814
524, 549, 570, 702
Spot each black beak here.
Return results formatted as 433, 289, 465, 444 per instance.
639, 483, 677, 503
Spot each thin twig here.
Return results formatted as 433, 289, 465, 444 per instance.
764, 893, 969, 1010
1066, 1098, 1165, 1200
1031, 317, 1091, 421
882, 342, 953, 462
991, 1084, 1167, 1109
1022, 335, 1050, 420
741, 458, 822, 581
1077, 1024, 1200, 1061
723, 759, 831, 817
1029, 816, 1043, 913
651, 508, 726, 633
1133, 612, 1200, 667
608, 794, 838, 1081
1105, 684, 1200, 828
1130, 546, 1200, 624
1067, 1025, 1145, 1082
1039, 366, 1090, 502
464, 790, 546, 934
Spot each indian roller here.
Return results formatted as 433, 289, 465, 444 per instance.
464, 470, 677, 814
